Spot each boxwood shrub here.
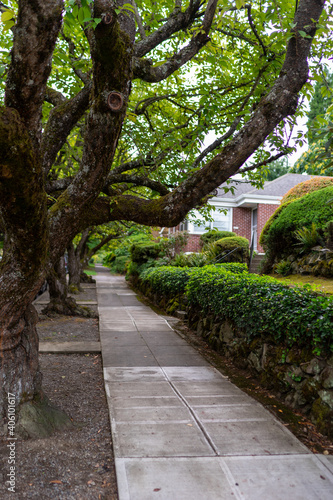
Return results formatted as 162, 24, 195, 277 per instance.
200, 230, 236, 247
211, 236, 249, 263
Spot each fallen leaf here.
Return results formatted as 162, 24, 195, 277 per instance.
49, 480, 62, 484
154, 488, 161, 492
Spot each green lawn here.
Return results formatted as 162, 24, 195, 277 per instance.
268, 274, 333, 295
84, 269, 97, 276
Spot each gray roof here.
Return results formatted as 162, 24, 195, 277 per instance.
216, 174, 321, 199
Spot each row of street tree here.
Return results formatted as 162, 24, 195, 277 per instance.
0, 0, 332, 434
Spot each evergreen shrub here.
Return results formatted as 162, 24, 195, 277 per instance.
261, 187, 333, 259
140, 266, 333, 352
211, 236, 249, 263
200, 230, 236, 247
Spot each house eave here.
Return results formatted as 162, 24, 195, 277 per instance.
210, 194, 282, 208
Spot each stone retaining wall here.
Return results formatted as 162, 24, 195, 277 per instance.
186, 305, 333, 438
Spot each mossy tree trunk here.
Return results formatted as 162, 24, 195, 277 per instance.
67, 241, 83, 293
67, 229, 90, 292
0, 1, 65, 434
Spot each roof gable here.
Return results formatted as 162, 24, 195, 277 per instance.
216, 174, 322, 200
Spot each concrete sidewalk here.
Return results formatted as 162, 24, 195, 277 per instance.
95, 265, 333, 500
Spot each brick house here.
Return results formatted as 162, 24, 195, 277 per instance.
170, 174, 319, 254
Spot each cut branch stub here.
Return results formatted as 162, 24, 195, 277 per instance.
102, 13, 113, 24
107, 91, 124, 112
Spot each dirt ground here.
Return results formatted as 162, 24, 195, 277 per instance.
0, 285, 118, 499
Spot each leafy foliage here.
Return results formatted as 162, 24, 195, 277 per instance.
130, 242, 162, 264
263, 157, 290, 181
291, 137, 333, 176
273, 260, 292, 276
294, 223, 322, 253
103, 232, 153, 274
141, 265, 333, 352
281, 177, 333, 204
306, 71, 333, 144
200, 230, 236, 248
208, 236, 250, 263
261, 187, 333, 259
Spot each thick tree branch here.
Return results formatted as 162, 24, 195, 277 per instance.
45, 87, 67, 107
5, 0, 64, 149
41, 82, 92, 176
0, 108, 49, 329
104, 173, 170, 195
48, 2, 136, 260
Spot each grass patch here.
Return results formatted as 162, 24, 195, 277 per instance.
268, 274, 333, 295
84, 270, 97, 276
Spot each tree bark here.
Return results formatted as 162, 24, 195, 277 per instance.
43, 257, 96, 318
67, 242, 83, 292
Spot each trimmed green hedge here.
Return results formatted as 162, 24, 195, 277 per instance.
141, 263, 248, 295
140, 265, 333, 352
141, 266, 194, 295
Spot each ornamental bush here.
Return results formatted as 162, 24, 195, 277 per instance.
210, 236, 249, 263
200, 230, 236, 248
260, 186, 333, 259
130, 242, 162, 264
281, 176, 333, 204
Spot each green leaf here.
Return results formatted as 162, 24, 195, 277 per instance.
3, 20, 15, 31
1, 10, 14, 22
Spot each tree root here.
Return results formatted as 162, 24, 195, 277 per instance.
15, 392, 73, 439
41, 297, 98, 318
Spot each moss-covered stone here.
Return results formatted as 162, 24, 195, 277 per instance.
311, 398, 333, 437
16, 394, 73, 439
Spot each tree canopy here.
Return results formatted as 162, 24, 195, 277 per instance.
0, 0, 332, 433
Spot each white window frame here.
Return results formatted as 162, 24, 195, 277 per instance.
188, 207, 233, 234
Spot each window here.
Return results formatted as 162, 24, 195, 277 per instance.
190, 208, 232, 234
211, 209, 231, 231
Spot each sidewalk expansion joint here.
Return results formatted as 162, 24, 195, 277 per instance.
160, 366, 219, 456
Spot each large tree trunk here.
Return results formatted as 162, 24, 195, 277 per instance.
43, 257, 96, 318
67, 242, 83, 293
0, 304, 72, 438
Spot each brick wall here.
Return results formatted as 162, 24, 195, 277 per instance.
170, 203, 279, 254
232, 207, 252, 242
183, 235, 202, 253
257, 203, 279, 253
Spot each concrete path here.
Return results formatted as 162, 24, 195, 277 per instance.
95, 265, 333, 500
